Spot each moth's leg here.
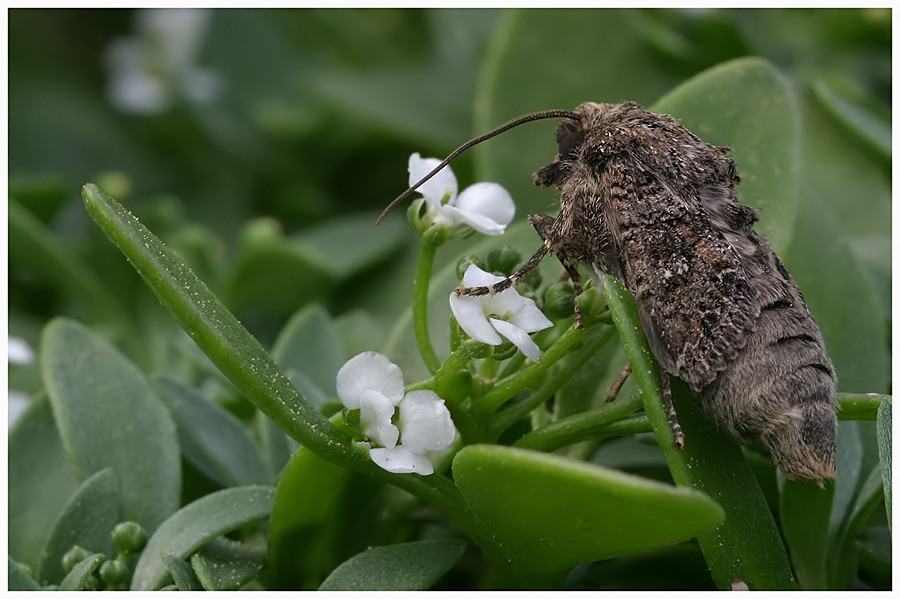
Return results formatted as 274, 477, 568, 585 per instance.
558, 257, 584, 328
662, 372, 685, 449
604, 362, 632, 404
455, 243, 550, 297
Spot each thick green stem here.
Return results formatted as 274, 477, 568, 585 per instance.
602, 275, 797, 590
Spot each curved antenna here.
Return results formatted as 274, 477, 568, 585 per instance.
377, 109, 579, 224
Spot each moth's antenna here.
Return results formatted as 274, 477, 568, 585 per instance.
377, 109, 579, 224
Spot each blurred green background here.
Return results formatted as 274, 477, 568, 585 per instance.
9, 7, 891, 387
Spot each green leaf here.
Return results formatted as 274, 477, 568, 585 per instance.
40, 317, 181, 533
58, 553, 104, 591
130, 485, 275, 590
602, 275, 797, 590
8, 557, 42, 591
220, 218, 333, 317
476, 9, 688, 216
787, 195, 888, 395
318, 539, 466, 591
38, 468, 119, 586
812, 79, 890, 163
876, 397, 891, 528
8, 394, 79, 575
267, 446, 359, 589
780, 477, 834, 589
191, 537, 267, 591
8, 198, 129, 331
161, 555, 203, 591
452, 444, 723, 587
154, 376, 273, 487
81, 183, 361, 469
653, 57, 800, 252
271, 303, 347, 400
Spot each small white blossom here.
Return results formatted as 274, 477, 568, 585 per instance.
336, 352, 456, 475
105, 8, 222, 115
408, 153, 515, 236
449, 265, 554, 362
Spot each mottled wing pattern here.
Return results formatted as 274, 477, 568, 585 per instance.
608, 156, 760, 390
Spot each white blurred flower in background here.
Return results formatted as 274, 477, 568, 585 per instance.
105, 8, 222, 115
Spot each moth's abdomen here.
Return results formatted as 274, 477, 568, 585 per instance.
699, 258, 838, 482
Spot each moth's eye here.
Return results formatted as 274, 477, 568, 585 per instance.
557, 131, 584, 161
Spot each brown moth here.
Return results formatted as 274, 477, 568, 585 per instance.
381, 101, 838, 484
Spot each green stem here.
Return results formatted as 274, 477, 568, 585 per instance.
492, 323, 615, 435
432, 342, 481, 442
476, 322, 585, 415
514, 392, 646, 451
413, 240, 442, 374
837, 393, 888, 420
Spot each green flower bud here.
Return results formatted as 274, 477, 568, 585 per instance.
543, 281, 576, 320
99, 559, 129, 588
111, 521, 148, 555
456, 255, 488, 281
489, 338, 518, 361
62, 546, 89, 573
576, 287, 609, 326
486, 246, 523, 276
421, 222, 451, 247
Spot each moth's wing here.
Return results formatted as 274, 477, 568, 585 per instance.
609, 159, 760, 390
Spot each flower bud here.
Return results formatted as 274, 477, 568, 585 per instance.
62, 546, 89, 573
111, 521, 148, 555
543, 281, 576, 320
486, 246, 522, 276
99, 559, 129, 588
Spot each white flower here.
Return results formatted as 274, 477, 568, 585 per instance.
105, 8, 222, 115
336, 352, 456, 475
449, 265, 554, 362
408, 153, 515, 236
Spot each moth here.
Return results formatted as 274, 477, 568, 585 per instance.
381, 101, 838, 484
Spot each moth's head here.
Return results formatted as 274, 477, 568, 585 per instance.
534, 101, 649, 188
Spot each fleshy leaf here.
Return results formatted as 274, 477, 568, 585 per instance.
162, 555, 203, 591
155, 376, 273, 487
191, 537, 267, 591
38, 468, 119, 586
41, 317, 180, 533
8, 557, 41, 591
318, 539, 466, 591
653, 57, 800, 253
81, 183, 362, 469
8, 394, 79, 575
876, 397, 891, 528
131, 485, 275, 590
58, 553, 104, 591
452, 444, 723, 587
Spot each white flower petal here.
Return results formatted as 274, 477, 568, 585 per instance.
359, 389, 400, 449
398, 391, 456, 454
8, 337, 34, 365
454, 182, 515, 231
408, 153, 457, 207
508, 297, 555, 333
336, 352, 405, 410
461, 264, 505, 288
369, 446, 435, 475
442, 205, 507, 236
490, 318, 543, 362
450, 291, 502, 345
